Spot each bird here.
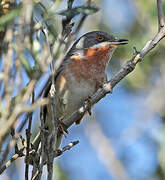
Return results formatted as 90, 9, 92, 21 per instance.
34, 31, 128, 149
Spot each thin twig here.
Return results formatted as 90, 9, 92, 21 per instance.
25, 91, 35, 180
0, 147, 25, 174
64, 0, 92, 51
0, 129, 18, 168
47, 84, 57, 180
157, 0, 165, 31
67, 0, 74, 9
31, 107, 45, 180
0, 27, 14, 151
73, 0, 92, 35
37, 23, 58, 180
55, 140, 79, 157
0, 97, 48, 149
0, 81, 48, 169
31, 140, 79, 166
0, 139, 78, 175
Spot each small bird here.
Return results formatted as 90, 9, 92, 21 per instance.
35, 31, 128, 148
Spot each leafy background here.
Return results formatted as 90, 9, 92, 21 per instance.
1, 0, 165, 180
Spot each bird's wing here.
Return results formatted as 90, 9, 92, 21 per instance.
43, 37, 80, 98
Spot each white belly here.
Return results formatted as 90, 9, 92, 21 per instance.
55, 77, 95, 120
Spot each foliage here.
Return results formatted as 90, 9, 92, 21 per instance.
0, 0, 165, 180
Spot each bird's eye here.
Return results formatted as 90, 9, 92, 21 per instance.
96, 34, 104, 41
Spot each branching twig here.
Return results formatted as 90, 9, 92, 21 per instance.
30, 108, 45, 180
0, 147, 25, 174
0, 129, 18, 168
25, 91, 35, 180
56, 140, 79, 157
73, 0, 92, 35
39, 22, 58, 180
0, 140, 78, 175
0, 97, 49, 149
1, 0, 165, 179
47, 83, 57, 180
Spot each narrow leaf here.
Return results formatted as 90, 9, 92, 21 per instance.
58, 6, 99, 19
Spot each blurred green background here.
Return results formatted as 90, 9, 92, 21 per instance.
1, 0, 165, 180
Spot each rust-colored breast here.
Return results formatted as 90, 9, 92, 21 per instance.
69, 45, 113, 87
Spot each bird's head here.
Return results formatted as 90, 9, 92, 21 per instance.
68, 31, 128, 59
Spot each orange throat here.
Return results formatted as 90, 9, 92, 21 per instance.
69, 45, 116, 86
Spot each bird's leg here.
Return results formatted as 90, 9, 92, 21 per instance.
85, 96, 92, 116
75, 96, 92, 125
57, 117, 68, 135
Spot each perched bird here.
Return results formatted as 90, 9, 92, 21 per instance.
34, 31, 128, 148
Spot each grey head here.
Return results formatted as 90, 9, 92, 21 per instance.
67, 31, 128, 56
54, 31, 128, 81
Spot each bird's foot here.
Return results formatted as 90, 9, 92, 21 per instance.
84, 96, 92, 116
75, 96, 92, 125
58, 118, 68, 136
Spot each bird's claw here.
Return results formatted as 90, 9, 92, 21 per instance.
58, 119, 68, 136
84, 96, 92, 116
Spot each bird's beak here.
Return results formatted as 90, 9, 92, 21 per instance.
108, 39, 128, 46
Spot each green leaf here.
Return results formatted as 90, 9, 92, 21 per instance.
0, 6, 22, 25
58, 6, 99, 19
20, 55, 32, 76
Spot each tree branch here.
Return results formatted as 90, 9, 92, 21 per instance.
30, 3, 165, 172
0, 146, 25, 174
25, 91, 35, 180
157, 0, 165, 31
0, 140, 78, 175
62, 0, 165, 131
